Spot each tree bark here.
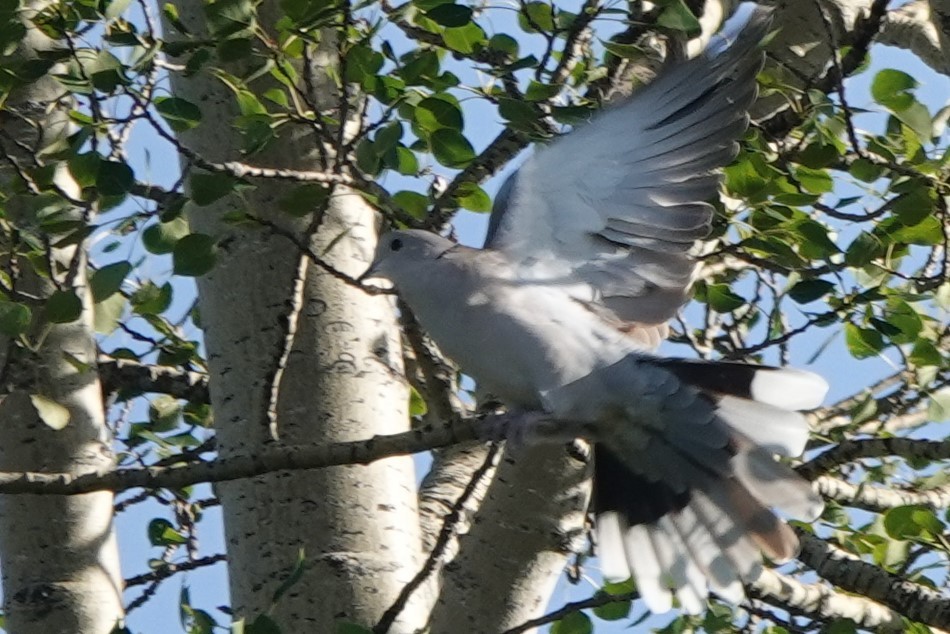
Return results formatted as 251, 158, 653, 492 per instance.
163, 1, 427, 630
0, 3, 123, 632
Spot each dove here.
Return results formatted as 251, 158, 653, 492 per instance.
363, 6, 827, 614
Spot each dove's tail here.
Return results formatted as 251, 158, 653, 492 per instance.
592, 359, 827, 614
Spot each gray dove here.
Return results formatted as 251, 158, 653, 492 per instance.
363, 6, 828, 614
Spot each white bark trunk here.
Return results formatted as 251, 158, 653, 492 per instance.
0, 5, 123, 632
429, 446, 590, 631
164, 1, 427, 630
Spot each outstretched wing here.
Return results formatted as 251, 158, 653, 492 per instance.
486, 8, 770, 328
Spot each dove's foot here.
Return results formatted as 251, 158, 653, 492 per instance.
477, 409, 583, 450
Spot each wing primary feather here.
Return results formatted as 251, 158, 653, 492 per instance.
484, 8, 772, 326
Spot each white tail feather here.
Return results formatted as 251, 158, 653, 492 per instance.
625, 525, 674, 613
717, 396, 810, 457
598, 511, 631, 582
750, 368, 829, 410
732, 449, 824, 522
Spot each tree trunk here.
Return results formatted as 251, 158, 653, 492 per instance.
164, 1, 427, 630
0, 3, 123, 632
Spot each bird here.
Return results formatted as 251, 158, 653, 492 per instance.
362, 6, 828, 615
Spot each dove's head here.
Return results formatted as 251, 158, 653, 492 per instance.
362, 229, 457, 290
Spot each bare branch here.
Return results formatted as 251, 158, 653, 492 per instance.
814, 476, 950, 513
0, 418, 483, 495
750, 567, 904, 632
797, 531, 950, 629
125, 554, 227, 588
799, 437, 950, 481
98, 359, 209, 403
500, 589, 637, 634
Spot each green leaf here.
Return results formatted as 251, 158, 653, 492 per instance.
849, 158, 884, 182
928, 387, 950, 421
524, 80, 560, 101
189, 172, 236, 206
887, 216, 943, 246
344, 45, 384, 85
0, 301, 31, 336
173, 234, 218, 277
154, 96, 202, 132
844, 231, 883, 267
425, 3, 472, 26
184, 401, 213, 428
518, 1, 554, 32
796, 219, 840, 258
551, 611, 592, 634
487, 34, 518, 59
68, 151, 101, 188
149, 394, 182, 432
89, 50, 128, 92
205, 0, 258, 38
884, 505, 943, 540
910, 339, 942, 367
143, 217, 190, 254
871, 69, 917, 112
706, 284, 745, 313
795, 165, 833, 194
374, 122, 403, 155
429, 128, 475, 168
392, 146, 419, 176
96, 159, 134, 196
409, 386, 428, 416
94, 293, 126, 334
886, 301, 923, 343
455, 182, 491, 212
788, 279, 834, 304
278, 184, 329, 217
844, 323, 885, 359
91, 261, 132, 302
46, 289, 84, 323
392, 191, 429, 219
131, 282, 173, 316
29, 394, 70, 430
148, 518, 188, 546
892, 188, 934, 226
656, 0, 701, 34
591, 592, 630, 621
498, 98, 539, 130
414, 97, 463, 132
893, 101, 932, 141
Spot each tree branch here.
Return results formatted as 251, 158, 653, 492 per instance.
797, 531, 950, 629
814, 476, 950, 513
98, 359, 209, 403
749, 567, 904, 632
0, 417, 487, 495
799, 437, 950, 480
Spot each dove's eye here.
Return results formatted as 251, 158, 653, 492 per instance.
390, 238, 403, 252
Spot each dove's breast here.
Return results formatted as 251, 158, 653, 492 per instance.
403, 262, 642, 409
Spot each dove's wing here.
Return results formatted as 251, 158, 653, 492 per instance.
486, 8, 770, 327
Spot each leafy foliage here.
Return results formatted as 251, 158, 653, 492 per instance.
0, 0, 949, 632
